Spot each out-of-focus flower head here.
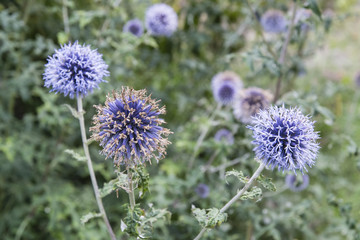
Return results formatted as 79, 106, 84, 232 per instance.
214, 128, 234, 145
211, 71, 243, 105
145, 3, 178, 37
285, 174, 310, 192
261, 9, 287, 33
195, 183, 210, 198
233, 87, 273, 124
248, 105, 320, 173
123, 19, 144, 37
90, 87, 172, 166
43, 41, 109, 98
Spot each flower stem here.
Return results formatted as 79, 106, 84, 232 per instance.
77, 97, 117, 240
193, 163, 266, 240
127, 167, 136, 210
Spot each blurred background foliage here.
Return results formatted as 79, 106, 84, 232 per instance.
1, 0, 360, 239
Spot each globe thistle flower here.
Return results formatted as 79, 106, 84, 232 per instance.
233, 87, 273, 124
123, 19, 144, 37
145, 3, 178, 37
90, 87, 172, 166
195, 183, 210, 199
285, 174, 310, 192
248, 105, 320, 173
214, 128, 234, 145
211, 71, 243, 105
261, 9, 287, 33
43, 41, 109, 98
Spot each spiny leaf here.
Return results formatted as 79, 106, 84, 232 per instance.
257, 175, 277, 192
192, 206, 227, 228
62, 104, 79, 118
64, 149, 86, 162
225, 170, 248, 184
304, 0, 322, 20
240, 186, 262, 200
80, 212, 102, 225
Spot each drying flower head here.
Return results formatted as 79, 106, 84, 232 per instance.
214, 128, 234, 145
261, 9, 287, 33
285, 174, 310, 192
90, 87, 172, 166
43, 41, 109, 98
145, 3, 178, 37
211, 71, 243, 105
195, 183, 210, 199
248, 105, 320, 173
123, 19, 144, 37
233, 87, 273, 124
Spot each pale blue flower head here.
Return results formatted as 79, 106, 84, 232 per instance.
233, 87, 273, 124
90, 87, 172, 166
195, 183, 210, 199
145, 3, 178, 37
214, 128, 234, 145
248, 105, 320, 173
211, 71, 243, 105
285, 174, 310, 192
43, 41, 109, 98
123, 19, 144, 37
261, 9, 287, 33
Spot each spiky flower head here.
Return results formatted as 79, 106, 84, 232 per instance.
43, 41, 109, 98
123, 19, 144, 37
211, 71, 243, 105
233, 87, 273, 124
145, 3, 178, 37
214, 128, 234, 145
248, 105, 320, 173
195, 183, 210, 199
285, 174, 310, 192
261, 9, 287, 33
90, 87, 172, 166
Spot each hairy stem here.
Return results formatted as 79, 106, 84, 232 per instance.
193, 163, 266, 240
273, 2, 298, 103
77, 97, 117, 240
127, 167, 136, 210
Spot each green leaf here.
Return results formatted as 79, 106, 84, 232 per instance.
225, 170, 248, 184
257, 175, 277, 192
80, 212, 102, 225
134, 167, 150, 198
304, 0, 322, 20
99, 172, 128, 198
192, 206, 227, 228
64, 149, 86, 162
62, 104, 79, 118
240, 186, 262, 200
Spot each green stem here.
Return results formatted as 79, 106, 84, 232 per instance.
77, 97, 117, 240
127, 167, 136, 210
193, 163, 266, 240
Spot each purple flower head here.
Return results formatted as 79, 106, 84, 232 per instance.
90, 87, 172, 166
123, 19, 144, 37
43, 41, 109, 98
211, 71, 243, 105
214, 128, 234, 145
233, 87, 273, 124
248, 105, 320, 173
354, 72, 360, 88
195, 183, 210, 198
285, 174, 310, 192
261, 9, 287, 33
145, 3, 178, 37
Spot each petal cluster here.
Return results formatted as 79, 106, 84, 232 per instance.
261, 9, 287, 33
43, 41, 109, 98
90, 87, 172, 166
233, 87, 273, 124
145, 3, 178, 37
248, 105, 320, 173
211, 71, 243, 105
123, 19, 144, 37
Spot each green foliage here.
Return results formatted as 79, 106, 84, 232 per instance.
192, 207, 228, 228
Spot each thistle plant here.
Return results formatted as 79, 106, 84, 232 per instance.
145, 3, 178, 37
211, 71, 243, 106
43, 42, 116, 240
260, 9, 288, 33
123, 19, 144, 37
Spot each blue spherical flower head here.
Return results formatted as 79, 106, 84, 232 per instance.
248, 105, 320, 173
195, 183, 210, 199
145, 3, 178, 37
90, 87, 172, 166
233, 87, 273, 124
123, 19, 144, 37
285, 174, 310, 192
43, 41, 109, 98
214, 128, 234, 145
211, 71, 243, 105
261, 9, 287, 33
